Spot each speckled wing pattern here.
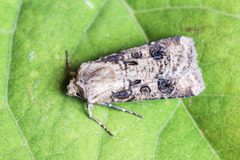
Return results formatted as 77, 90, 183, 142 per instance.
96, 36, 205, 103
66, 36, 205, 136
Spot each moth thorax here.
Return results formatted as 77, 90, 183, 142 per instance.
67, 78, 84, 99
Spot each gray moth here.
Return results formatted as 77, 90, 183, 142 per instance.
67, 36, 205, 136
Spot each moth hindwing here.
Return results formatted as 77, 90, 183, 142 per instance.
66, 36, 205, 136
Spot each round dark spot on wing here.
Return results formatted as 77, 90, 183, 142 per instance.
131, 51, 142, 58
140, 86, 151, 94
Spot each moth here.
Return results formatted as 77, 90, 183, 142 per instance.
67, 36, 205, 136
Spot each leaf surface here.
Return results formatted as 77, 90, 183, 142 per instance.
1, 0, 239, 159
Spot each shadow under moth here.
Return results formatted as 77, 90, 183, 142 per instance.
67, 36, 205, 136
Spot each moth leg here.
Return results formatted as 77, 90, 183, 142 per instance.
66, 50, 76, 76
87, 103, 113, 137
103, 102, 144, 118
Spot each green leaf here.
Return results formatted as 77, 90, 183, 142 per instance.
1, 0, 239, 159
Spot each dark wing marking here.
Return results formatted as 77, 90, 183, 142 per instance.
110, 60, 205, 102
96, 36, 197, 80
94, 36, 204, 103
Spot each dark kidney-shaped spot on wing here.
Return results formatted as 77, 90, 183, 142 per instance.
140, 86, 151, 94
112, 89, 132, 99
149, 44, 166, 59
158, 79, 174, 93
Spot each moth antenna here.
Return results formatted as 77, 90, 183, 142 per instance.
66, 50, 76, 76
103, 102, 144, 118
87, 104, 113, 136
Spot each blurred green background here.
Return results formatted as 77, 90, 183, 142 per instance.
1, 0, 239, 159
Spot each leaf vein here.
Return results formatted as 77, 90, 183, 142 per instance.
121, 0, 149, 43
181, 100, 221, 160
134, 5, 240, 19
71, 0, 109, 56
152, 101, 180, 160
5, 0, 35, 159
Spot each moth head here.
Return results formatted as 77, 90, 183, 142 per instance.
67, 78, 85, 100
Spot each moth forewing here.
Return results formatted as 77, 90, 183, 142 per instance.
67, 36, 205, 136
